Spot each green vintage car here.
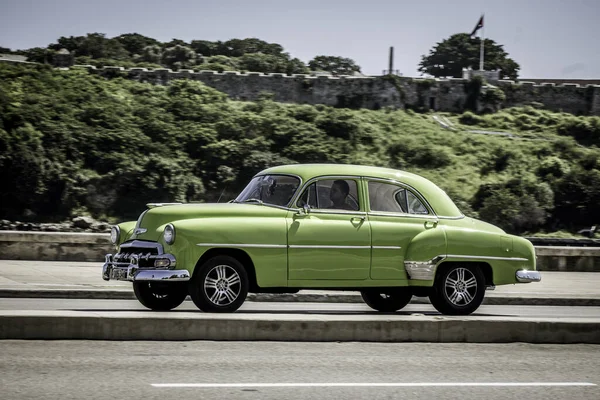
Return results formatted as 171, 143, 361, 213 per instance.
102, 163, 541, 315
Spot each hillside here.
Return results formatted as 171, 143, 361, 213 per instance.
1, 62, 599, 236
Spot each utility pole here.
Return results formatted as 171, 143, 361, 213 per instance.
389, 46, 394, 75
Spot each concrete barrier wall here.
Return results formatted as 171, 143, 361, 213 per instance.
0, 231, 598, 271
0, 231, 113, 262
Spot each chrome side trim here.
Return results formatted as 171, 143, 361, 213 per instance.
446, 254, 529, 262
303, 209, 368, 216
404, 255, 446, 280
516, 270, 542, 283
437, 215, 466, 220
195, 243, 399, 250
368, 211, 439, 220
289, 245, 371, 249
196, 243, 287, 249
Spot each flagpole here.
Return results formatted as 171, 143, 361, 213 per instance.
479, 13, 485, 71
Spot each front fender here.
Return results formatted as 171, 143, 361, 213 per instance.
160, 216, 288, 287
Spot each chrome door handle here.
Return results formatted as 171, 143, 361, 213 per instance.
425, 220, 438, 228
351, 216, 366, 222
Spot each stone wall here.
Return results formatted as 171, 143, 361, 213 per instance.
497, 80, 595, 115
84, 65, 600, 116
3, 59, 599, 116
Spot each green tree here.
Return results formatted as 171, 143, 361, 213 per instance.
115, 33, 160, 56
161, 45, 197, 69
191, 40, 217, 56
21, 47, 55, 63
418, 33, 520, 80
473, 179, 554, 233
221, 38, 285, 57
238, 53, 287, 73
138, 45, 162, 64
308, 55, 361, 76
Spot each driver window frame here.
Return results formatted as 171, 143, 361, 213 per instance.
293, 176, 363, 213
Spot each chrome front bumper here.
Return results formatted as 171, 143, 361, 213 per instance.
516, 269, 542, 283
102, 253, 190, 282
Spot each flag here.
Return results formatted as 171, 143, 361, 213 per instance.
470, 15, 484, 38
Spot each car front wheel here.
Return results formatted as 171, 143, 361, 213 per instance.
189, 255, 249, 313
360, 289, 413, 312
429, 264, 485, 315
133, 281, 188, 311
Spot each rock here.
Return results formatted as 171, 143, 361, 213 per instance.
91, 222, 110, 232
41, 224, 61, 232
72, 216, 96, 229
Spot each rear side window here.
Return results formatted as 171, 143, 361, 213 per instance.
368, 181, 429, 215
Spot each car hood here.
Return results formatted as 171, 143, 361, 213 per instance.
132, 202, 288, 240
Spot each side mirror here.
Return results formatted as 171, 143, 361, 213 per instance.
296, 203, 311, 216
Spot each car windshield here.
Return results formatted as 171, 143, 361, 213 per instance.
234, 174, 300, 207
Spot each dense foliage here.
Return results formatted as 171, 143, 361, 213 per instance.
1, 62, 599, 236
3, 33, 361, 76
418, 33, 520, 80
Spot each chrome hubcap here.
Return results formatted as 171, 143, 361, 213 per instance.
444, 268, 478, 306
203, 264, 241, 306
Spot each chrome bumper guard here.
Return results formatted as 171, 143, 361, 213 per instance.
516, 269, 542, 283
102, 253, 190, 282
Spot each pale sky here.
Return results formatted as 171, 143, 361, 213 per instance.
1, 0, 599, 79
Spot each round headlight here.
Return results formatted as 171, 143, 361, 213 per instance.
163, 224, 175, 245
110, 226, 120, 244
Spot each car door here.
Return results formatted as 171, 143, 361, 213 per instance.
366, 178, 445, 280
286, 177, 371, 281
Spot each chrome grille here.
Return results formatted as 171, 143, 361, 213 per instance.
114, 240, 163, 269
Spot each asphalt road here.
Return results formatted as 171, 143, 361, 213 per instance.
1, 298, 600, 319
0, 341, 598, 400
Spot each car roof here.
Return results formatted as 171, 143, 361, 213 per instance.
259, 163, 463, 218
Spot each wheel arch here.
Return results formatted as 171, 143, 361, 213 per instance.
193, 248, 259, 292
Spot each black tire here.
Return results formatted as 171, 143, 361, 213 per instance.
133, 281, 188, 311
360, 289, 413, 312
189, 255, 249, 313
429, 264, 485, 315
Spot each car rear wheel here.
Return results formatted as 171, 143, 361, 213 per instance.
429, 264, 485, 315
360, 289, 413, 312
189, 255, 249, 313
133, 281, 188, 311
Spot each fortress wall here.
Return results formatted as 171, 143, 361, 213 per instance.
2, 59, 598, 116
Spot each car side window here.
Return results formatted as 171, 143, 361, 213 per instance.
297, 179, 360, 211
368, 181, 429, 215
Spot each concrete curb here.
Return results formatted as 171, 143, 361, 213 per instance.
1, 312, 598, 343
1, 289, 599, 307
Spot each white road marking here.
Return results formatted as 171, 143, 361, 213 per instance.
152, 382, 597, 388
